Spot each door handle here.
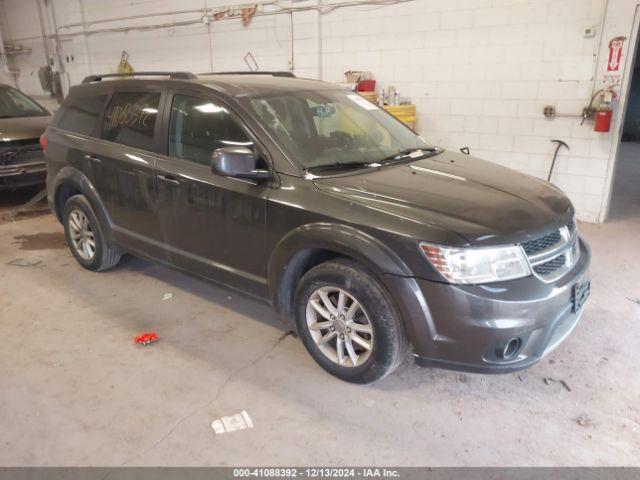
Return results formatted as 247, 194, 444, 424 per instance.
158, 174, 180, 185
84, 154, 101, 163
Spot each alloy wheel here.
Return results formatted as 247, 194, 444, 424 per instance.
305, 286, 374, 367
68, 209, 96, 261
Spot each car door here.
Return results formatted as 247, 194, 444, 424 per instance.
85, 88, 166, 259
154, 90, 270, 297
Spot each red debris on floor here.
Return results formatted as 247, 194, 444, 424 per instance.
134, 332, 158, 346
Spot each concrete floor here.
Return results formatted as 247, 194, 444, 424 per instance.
0, 186, 49, 224
0, 206, 639, 466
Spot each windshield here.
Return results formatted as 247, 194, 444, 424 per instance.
0, 86, 49, 119
243, 89, 433, 169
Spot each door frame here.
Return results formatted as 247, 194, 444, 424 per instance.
600, 4, 640, 221
153, 87, 275, 297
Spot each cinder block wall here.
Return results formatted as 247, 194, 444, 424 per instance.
1, 0, 638, 223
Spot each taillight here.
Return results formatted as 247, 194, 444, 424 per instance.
39, 134, 48, 153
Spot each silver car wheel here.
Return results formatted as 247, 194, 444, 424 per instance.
68, 209, 96, 261
305, 286, 374, 367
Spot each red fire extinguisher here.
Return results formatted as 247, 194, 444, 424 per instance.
594, 107, 612, 132
594, 89, 616, 133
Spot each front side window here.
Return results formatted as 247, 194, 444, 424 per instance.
0, 86, 49, 119
101, 91, 160, 151
169, 94, 253, 166
58, 94, 107, 136
244, 89, 431, 169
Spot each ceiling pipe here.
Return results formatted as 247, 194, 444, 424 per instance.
52, 0, 415, 38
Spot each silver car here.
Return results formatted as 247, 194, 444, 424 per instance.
0, 83, 50, 190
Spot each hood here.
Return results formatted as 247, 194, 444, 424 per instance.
0, 116, 50, 142
312, 150, 573, 246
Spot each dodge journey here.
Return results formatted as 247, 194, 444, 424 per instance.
43, 72, 591, 383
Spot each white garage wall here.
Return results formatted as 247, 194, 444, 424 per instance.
1, 0, 639, 223
0, 0, 48, 91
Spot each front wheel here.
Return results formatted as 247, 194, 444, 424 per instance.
294, 259, 406, 384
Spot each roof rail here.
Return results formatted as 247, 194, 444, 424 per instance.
200, 71, 296, 78
82, 71, 197, 84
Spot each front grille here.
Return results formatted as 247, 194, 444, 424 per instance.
521, 221, 579, 283
0, 139, 42, 167
522, 230, 562, 256
533, 254, 566, 275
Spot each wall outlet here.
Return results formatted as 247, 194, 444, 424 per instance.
543, 105, 556, 118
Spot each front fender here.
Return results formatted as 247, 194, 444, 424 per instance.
268, 222, 438, 350
268, 222, 413, 311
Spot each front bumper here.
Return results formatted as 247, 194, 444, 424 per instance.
0, 160, 47, 189
388, 237, 591, 374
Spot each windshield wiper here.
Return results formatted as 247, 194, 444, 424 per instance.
305, 161, 374, 172
306, 148, 439, 172
380, 147, 438, 164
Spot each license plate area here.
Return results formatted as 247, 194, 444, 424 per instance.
572, 280, 591, 313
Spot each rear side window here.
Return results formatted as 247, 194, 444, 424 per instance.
58, 94, 106, 136
101, 91, 160, 151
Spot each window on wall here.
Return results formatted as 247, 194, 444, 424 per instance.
169, 94, 253, 166
58, 94, 107, 136
101, 91, 160, 151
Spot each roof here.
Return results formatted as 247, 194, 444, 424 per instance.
77, 71, 337, 98
197, 74, 336, 97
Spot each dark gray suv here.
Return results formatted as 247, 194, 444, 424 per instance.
43, 72, 591, 384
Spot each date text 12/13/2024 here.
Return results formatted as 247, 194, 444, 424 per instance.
233, 468, 400, 478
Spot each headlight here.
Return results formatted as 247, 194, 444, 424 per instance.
419, 242, 531, 284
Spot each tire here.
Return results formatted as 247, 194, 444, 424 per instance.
62, 194, 121, 272
294, 259, 406, 384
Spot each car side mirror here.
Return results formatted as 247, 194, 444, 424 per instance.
211, 147, 270, 181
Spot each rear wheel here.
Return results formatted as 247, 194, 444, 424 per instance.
63, 195, 121, 271
294, 259, 406, 384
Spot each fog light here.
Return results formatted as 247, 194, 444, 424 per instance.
501, 337, 521, 360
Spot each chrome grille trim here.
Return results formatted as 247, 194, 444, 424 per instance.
533, 254, 566, 275
522, 225, 580, 283
521, 230, 561, 256
0, 139, 43, 167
